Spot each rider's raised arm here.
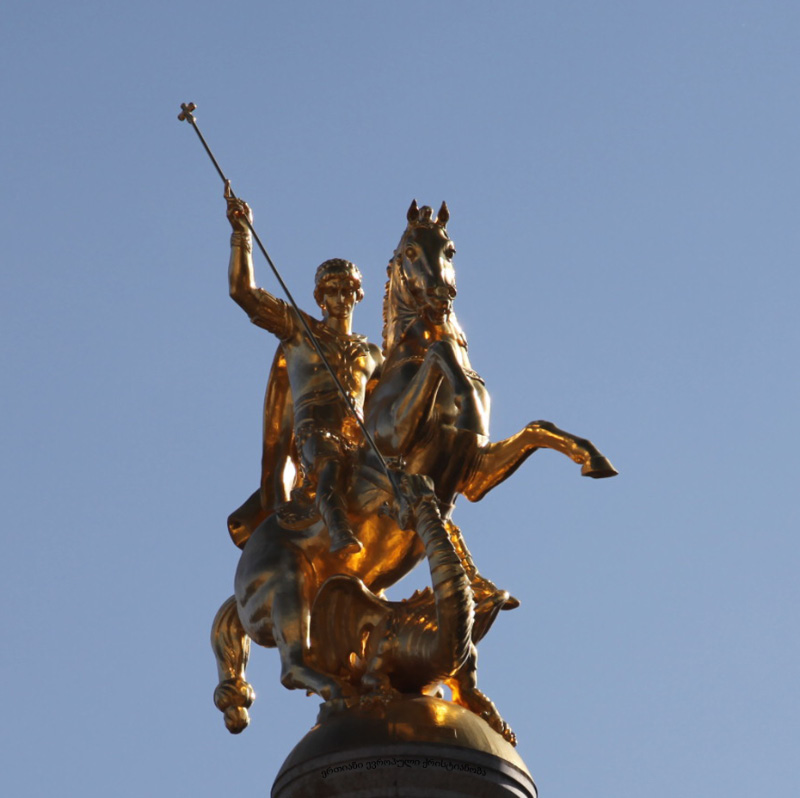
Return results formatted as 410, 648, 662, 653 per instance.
226, 185, 292, 339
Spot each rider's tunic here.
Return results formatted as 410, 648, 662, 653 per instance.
247, 289, 375, 467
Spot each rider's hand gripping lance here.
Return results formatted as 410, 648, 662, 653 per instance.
178, 102, 400, 496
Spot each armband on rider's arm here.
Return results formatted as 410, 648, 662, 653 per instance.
231, 231, 252, 253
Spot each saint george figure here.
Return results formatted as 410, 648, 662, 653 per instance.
226, 186, 382, 555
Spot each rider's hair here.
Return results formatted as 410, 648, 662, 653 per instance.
314, 259, 364, 306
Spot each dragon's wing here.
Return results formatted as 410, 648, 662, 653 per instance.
310, 575, 390, 679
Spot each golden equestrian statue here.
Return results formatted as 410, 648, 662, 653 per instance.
209, 195, 618, 746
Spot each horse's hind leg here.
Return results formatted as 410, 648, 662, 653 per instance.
275, 628, 347, 702
211, 595, 255, 734
461, 421, 617, 502
236, 531, 346, 702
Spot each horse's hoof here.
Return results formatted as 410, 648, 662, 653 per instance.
223, 706, 250, 734
581, 455, 618, 478
501, 594, 520, 611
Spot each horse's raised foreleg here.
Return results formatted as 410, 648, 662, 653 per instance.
461, 420, 617, 502
370, 358, 444, 457
371, 340, 485, 457
211, 595, 255, 734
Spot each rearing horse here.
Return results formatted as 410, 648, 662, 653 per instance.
210, 200, 617, 735
367, 199, 617, 512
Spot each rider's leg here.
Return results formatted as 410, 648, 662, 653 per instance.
316, 456, 362, 555
302, 434, 362, 555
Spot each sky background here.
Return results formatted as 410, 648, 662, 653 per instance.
2, 1, 798, 796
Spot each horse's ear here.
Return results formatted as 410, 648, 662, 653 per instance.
436, 201, 449, 227
407, 199, 419, 223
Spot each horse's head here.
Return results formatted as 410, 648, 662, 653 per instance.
383, 200, 458, 351
397, 199, 457, 323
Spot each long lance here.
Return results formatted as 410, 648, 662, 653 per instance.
178, 102, 400, 495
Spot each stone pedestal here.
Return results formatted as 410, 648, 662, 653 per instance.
272, 695, 536, 798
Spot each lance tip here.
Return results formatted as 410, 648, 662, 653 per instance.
178, 102, 197, 122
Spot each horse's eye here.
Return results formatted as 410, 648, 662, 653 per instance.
405, 247, 416, 259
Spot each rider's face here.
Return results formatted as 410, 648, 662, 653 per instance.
321, 278, 357, 319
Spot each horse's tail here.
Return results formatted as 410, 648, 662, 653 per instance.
210, 595, 255, 734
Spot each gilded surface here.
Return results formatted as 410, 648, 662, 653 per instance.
279, 695, 531, 777
210, 196, 618, 745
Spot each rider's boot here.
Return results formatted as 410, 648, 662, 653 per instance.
314, 457, 363, 556
321, 502, 362, 556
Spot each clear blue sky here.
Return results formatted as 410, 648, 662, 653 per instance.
2, 2, 798, 795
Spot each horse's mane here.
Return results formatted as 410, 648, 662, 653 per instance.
381, 248, 418, 355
